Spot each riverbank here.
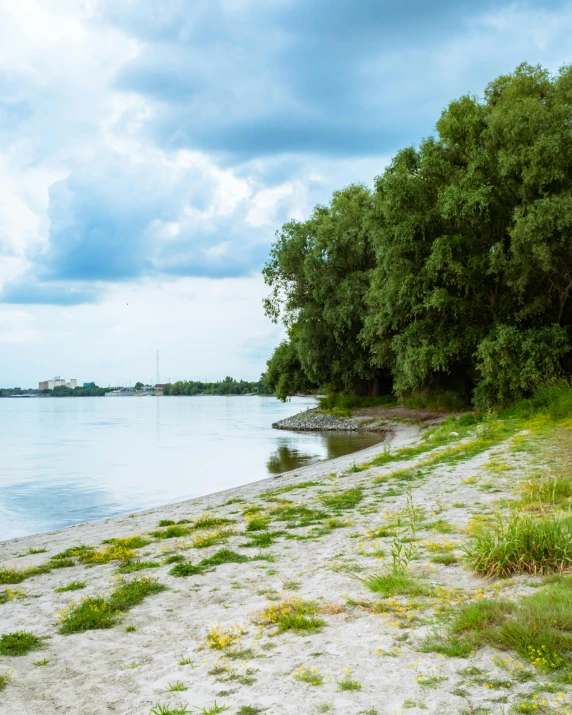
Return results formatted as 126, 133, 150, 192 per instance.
272, 405, 454, 432
1, 413, 571, 715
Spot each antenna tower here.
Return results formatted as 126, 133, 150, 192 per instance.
156, 350, 160, 385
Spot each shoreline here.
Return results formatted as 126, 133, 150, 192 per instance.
1, 420, 417, 549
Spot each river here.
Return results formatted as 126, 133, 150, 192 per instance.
0, 395, 383, 540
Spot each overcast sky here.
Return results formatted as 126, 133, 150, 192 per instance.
1, 0, 572, 387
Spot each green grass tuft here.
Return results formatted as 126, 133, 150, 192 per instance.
55, 581, 86, 593
117, 560, 161, 574
320, 487, 363, 511
0, 631, 43, 656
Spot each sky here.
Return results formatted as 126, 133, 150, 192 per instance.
1, 0, 572, 387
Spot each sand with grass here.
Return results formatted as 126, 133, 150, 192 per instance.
1, 408, 571, 715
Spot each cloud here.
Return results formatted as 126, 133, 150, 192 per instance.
0, 276, 99, 305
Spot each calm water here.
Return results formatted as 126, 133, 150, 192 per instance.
0, 396, 383, 540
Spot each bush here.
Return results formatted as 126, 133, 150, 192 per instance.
0, 631, 43, 656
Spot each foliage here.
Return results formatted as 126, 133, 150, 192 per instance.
264, 63, 572, 406
163, 376, 271, 396
258, 597, 325, 634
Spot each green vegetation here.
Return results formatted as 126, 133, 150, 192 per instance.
163, 376, 271, 396
360, 569, 428, 599
55, 581, 86, 592
320, 487, 363, 512
0, 631, 43, 656
263, 64, 572, 407
169, 549, 265, 577
464, 512, 572, 577
0, 671, 11, 691
58, 577, 166, 634
422, 577, 572, 671
117, 560, 161, 573
258, 597, 326, 634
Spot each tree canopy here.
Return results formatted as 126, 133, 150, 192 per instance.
264, 64, 572, 407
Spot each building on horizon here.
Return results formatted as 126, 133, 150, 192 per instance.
83, 382, 95, 388
39, 377, 78, 390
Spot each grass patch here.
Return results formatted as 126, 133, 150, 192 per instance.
271, 504, 330, 528
336, 678, 362, 691
150, 525, 191, 540
260, 481, 321, 500
190, 528, 237, 549
101, 536, 151, 549
163, 554, 185, 564
430, 554, 458, 565
245, 515, 271, 531
358, 568, 429, 598
258, 597, 326, 634
117, 560, 161, 574
0, 631, 43, 656
169, 562, 204, 577
58, 576, 166, 634
293, 666, 323, 685
55, 581, 86, 593
241, 531, 281, 548
320, 487, 363, 511
463, 512, 572, 577
193, 513, 235, 530
0, 587, 25, 603
150, 705, 191, 715
199, 549, 251, 568
0, 671, 11, 691
422, 577, 572, 670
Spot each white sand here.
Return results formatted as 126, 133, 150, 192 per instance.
0, 421, 564, 715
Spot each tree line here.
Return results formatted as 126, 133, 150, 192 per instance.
163, 376, 272, 396
264, 64, 572, 408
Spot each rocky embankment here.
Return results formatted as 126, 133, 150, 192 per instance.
272, 407, 385, 431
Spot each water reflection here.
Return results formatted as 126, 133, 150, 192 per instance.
266, 431, 385, 474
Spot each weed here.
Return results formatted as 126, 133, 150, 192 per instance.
464, 512, 572, 576
55, 581, 86, 593
169, 562, 204, 577
102, 536, 151, 549
0, 587, 25, 603
358, 569, 428, 598
293, 666, 323, 685
241, 531, 279, 548
320, 487, 363, 511
0, 671, 11, 691
430, 554, 458, 565
158, 519, 176, 527
205, 624, 246, 652
193, 513, 235, 530
59, 577, 166, 634
245, 516, 270, 532
178, 655, 198, 667
336, 678, 361, 691
165, 681, 188, 692
193, 703, 230, 715
26, 547, 47, 555
125, 625, 136, 632
0, 631, 43, 656
164, 554, 185, 564
117, 560, 161, 573
32, 658, 50, 666
150, 704, 190, 715
236, 707, 264, 715
150, 525, 191, 540
258, 597, 325, 634
190, 528, 236, 549
272, 504, 330, 528
200, 550, 250, 568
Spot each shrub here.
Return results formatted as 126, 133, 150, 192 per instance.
463, 512, 572, 577
169, 562, 204, 577
55, 581, 86, 593
150, 525, 191, 540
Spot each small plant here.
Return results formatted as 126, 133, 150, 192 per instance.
32, 658, 50, 666
200, 550, 250, 568
0, 671, 11, 692
258, 597, 325, 634
320, 487, 363, 511
293, 666, 323, 685
125, 625, 136, 632
0, 587, 25, 603
165, 681, 188, 692
193, 702, 230, 714
150, 525, 191, 540
0, 631, 43, 656
236, 707, 264, 715
178, 655, 198, 667
27, 547, 47, 555
55, 581, 86, 593
169, 562, 204, 577
358, 569, 428, 598
242, 531, 278, 548
164, 554, 185, 564
59, 577, 166, 634
336, 676, 361, 691
117, 560, 161, 573
102, 535, 151, 549
245, 515, 270, 532
205, 624, 246, 652
150, 704, 190, 715
193, 513, 235, 530
190, 528, 237, 549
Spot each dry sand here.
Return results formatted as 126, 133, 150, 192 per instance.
0, 420, 566, 715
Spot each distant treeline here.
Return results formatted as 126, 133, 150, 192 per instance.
163, 376, 272, 396
264, 64, 572, 408
49, 385, 112, 397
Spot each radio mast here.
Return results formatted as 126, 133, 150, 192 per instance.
156, 350, 160, 385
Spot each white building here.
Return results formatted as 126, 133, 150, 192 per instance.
66, 379, 77, 389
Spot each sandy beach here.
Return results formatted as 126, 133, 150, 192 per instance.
0, 417, 568, 715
